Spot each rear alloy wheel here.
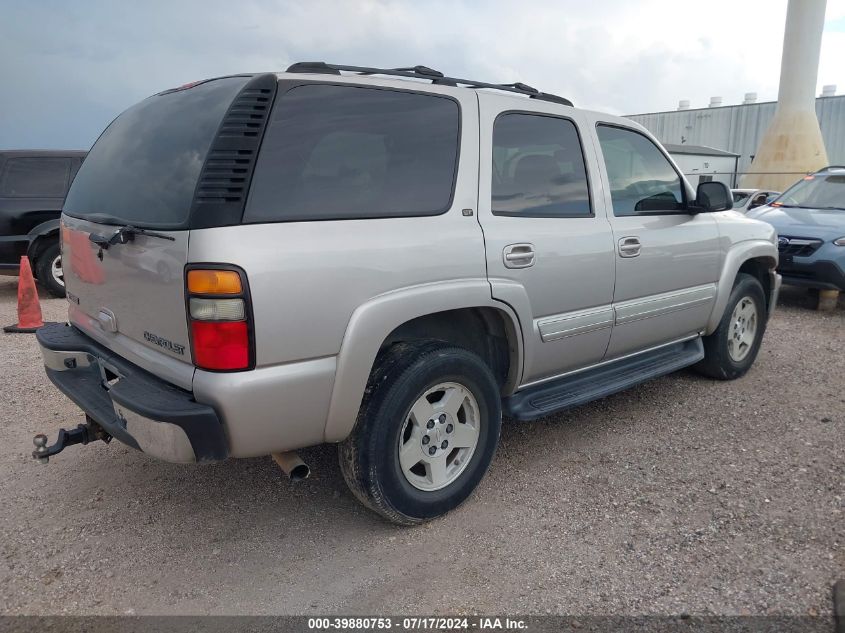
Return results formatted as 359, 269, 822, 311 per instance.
694, 273, 766, 380
398, 382, 481, 492
35, 241, 66, 298
339, 341, 501, 525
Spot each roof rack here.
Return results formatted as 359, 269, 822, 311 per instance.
285, 62, 573, 107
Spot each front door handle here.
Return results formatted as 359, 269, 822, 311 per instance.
503, 243, 535, 268
618, 236, 641, 258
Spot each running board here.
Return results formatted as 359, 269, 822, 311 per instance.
503, 338, 704, 421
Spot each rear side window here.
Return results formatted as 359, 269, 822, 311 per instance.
64, 76, 250, 228
244, 84, 460, 222
0, 157, 70, 197
596, 124, 684, 216
492, 113, 591, 217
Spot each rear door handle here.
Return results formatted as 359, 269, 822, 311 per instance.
618, 236, 641, 258
503, 243, 535, 268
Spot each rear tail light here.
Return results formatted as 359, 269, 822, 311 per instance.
186, 266, 253, 371
191, 321, 250, 370
187, 269, 242, 294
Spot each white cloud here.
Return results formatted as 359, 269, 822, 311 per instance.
1, 0, 843, 147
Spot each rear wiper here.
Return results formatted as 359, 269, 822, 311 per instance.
89, 225, 175, 250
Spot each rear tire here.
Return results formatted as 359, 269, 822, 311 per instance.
34, 241, 65, 298
694, 273, 766, 380
339, 341, 502, 525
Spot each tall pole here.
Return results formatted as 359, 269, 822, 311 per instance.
741, 0, 829, 191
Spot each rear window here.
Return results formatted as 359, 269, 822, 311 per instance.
64, 76, 250, 229
244, 84, 460, 223
0, 157, 70, 197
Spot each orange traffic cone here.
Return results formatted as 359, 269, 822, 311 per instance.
4, 256, 45, 333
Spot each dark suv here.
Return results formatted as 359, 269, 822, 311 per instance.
0, 150, 87, 296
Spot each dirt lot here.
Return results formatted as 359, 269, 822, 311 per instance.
0, 277, 842, 617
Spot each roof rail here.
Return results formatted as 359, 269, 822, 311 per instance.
817, 165, 845, 171
285, 62, 573, 107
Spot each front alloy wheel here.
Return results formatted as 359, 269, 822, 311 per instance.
694, 272, 766, 380
726, 296, 758, 362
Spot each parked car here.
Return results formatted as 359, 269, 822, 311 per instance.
747, 166, 845, 291
732, 188, 780, 213
34, 63, 780, 524
0, 150, 87, 296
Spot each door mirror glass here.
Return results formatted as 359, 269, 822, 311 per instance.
695, 181, 731, 212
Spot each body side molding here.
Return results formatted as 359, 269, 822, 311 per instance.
614, 283, 717, 326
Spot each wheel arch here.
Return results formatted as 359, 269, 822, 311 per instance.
25, 219, 61, 272
323, 280, 524, 443
706, 240, 778, 334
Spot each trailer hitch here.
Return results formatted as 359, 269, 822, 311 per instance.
32, 418, 111, 463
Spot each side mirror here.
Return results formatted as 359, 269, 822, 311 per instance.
694, 181, 732, 212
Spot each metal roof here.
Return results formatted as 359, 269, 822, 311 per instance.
626, 94, 845, 176
662, 143, 739, 157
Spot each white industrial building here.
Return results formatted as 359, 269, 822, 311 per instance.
627, 87, 844, 187
662, 144, 739, 188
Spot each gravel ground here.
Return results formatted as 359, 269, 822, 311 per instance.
0, 277, 842, 617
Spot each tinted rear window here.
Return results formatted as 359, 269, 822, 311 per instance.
492, 113, 591, 217
244, 84, 460, 223
64, 76, 249, 229
1, 157, 70, 197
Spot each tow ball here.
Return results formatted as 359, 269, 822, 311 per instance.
32, 418, 111, 464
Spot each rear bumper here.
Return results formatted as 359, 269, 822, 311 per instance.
36, 323, 228, 463
779, 259, 845, 291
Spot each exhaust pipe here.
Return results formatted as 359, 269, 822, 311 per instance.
271, 451, 310, 482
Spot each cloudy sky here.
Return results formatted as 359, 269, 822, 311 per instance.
2, 0, 844, 149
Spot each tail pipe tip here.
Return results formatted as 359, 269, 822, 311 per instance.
271, 451, 310, 482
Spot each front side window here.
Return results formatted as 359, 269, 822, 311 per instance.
492, 113, 591, 217
0, 157, 70, 197
244, 84, 460, 222
596, 125, 684, 216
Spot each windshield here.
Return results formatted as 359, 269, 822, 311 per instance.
63, 76, 250, 229
772, 172, 845, 210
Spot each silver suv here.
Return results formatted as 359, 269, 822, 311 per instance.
35, 63, 780, 524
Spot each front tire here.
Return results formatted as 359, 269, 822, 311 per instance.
34, 241, 65, 298
339, 341, 502, 525
694, 273, 767, 380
